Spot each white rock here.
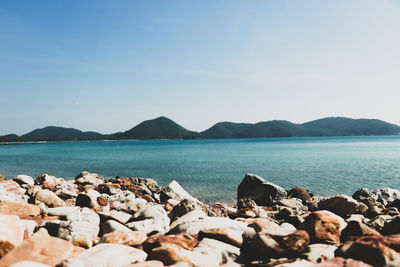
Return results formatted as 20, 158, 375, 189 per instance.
193, 238, 240, 264
304, 244, 337, 263
102, 220, 132, 235
10, 261, 50, 267
13, 175, 34, 186
161, 180, 199, 202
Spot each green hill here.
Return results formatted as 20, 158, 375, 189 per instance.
200, 122, 252, 138
21, 126, 104, 141
111, 116, 198, 140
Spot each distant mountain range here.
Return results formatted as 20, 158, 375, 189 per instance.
1, 116, 400, 142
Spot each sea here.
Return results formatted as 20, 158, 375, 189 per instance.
1, 136, 400, 203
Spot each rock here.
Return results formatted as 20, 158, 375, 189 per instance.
192, 238, 240, 264
169, 215, 249, 236
366, 205, 382, 218
0, 180, 24, 195
13, 175, 34, 186
346, 214, 365, 223
169, 199, 210, 222
318, 195, 365, 216
101, 230, 147, 246
387, 199, 400, 210
288, 187, 312, 203
0, 229, 73, 267
119, 198, 149, 214
237, 173, 287, 206
160, 180, 199, 203
62, 243, 147, 267
198, 227, 244, 247
278, 198, 308, 211
74, 171, 104, 186
102, 219, 133, 235
353, 188, 400, 206
126, 261, 164, 267
0, 215, 24, 248
0, 201, 40, 216
20, 219, 38, 236
98, 210, 132, 224
301, 211, 345, 244
43, 207, 100, 243
143, 233, 198, 252
336, 235, 400, 267
127, 205, 170, 235
313, 257, 373, 267
382, 216, 400, 235
303, 243, 337, 263
35, 190, 65, 207
97, 183, 121, 195
148, 244, 219, 267
248, 218, 296, 236
341, 221, 381, 241
55, 182, 78, 199
9, 262, 51, 267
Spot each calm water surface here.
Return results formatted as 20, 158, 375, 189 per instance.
1, 136, 400, 203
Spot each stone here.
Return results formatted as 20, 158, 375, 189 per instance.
248, 218, 296, 236
303, 243, 337, 263
74, 171, 104, 186
387, 198, 400, 210
237, 173, 287, 206
160, 180, 199, 203
62, 243, 147, 267
336, 235, 400, 267
313, 257, 373, 267
192, 238, 240, 264
0, 229, 73, 267
278, 198, 308, 211
102, 219, 132, 235
368, 214, 392, 231
353, 188, 400, 206
169, 199, 209, 222
0, 201, 40, 216
301, 211, 343, 244
97, 183, 121, 195
43, 207, 100, 242
126, 261, 164, 267
101, 230, 147, 246
198, 227, 244, 247
341, 221, 381, 241
127, 205, 170, 235
382, 215, 400, 235
288, 187, 312, 203
98, 210, 132, 224
0, 180, 23, 195
120, 198, 149, 214
10, 262, 51, 267
13, 174, 34, 186
143, 233, 198, 252
0, 215, 24, 247
35, 190, 65, 207
273, 260, 315, 267
318, 195, 365, 216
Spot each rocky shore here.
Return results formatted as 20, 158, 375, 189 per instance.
0, 172, 398, 267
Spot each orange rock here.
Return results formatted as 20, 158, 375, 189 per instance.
126, 261, 164, 267
301, 211, 341, 244
0, 230, 73, 267
143, 233, 198, 252
0, 180, 22, 195
198, 228, 244, 247
101, 230, 147, 246
0, 201, 40, 216
0, 215, 24, 247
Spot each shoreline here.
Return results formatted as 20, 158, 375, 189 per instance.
0, 171, 398, 266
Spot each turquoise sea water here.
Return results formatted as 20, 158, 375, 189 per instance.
1, 136, 400, 203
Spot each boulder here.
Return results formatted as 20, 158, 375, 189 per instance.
198, 227, 244, 247
192, 238, 240, 264
341, 221, 381, 241
62, 243, 147, 267
301, 211, 345, 244
336, 235, 400, 267
101, 230, 147, 246
303, 243, 337, 263
313, 257, 373, 267
0, 201, 40, 216
143, 233, 198, 252
288, 187, 312, 203
35, 190, 65, 207
237, 173, 287, 206
0, 229, 73, 267
74, 171, 104, 186
0, 180, 23, 195
160, 180, 199, 203
318, 195, 366, 216
353, 188, 400, 206
126, 205, 170, 235
13, 174, 34, 186
382, 215, 400, 235
0, 215, 24, 248
169, 199, 210, 222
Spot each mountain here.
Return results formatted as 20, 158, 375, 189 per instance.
21, 126, 104, 141
1, 116, 399, 142
111, 116, 198, 140
302, 117, 400, 136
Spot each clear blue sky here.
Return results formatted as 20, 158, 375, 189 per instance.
1, 0, 399, 135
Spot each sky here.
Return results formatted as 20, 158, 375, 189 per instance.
1, 0, 399, 135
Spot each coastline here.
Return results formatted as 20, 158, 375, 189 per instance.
0, 171, 398, 266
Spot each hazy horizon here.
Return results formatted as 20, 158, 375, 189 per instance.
1, 1, 399, 135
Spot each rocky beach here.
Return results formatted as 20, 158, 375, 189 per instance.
0, 171, 398, 267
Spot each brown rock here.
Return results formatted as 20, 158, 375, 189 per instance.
382, 216, 400, 235
341, 221, 380, 242
0, 175, 5, 181
101, 230, 147, 246
0, 230, 73, 266
0, 215, 24, 247
198, 227, 244, 247
345, 235, 400, 253
147, 244, 192, 266
0, 241, 14, 258
314, 257, 373, 267
142, 233, 198, 252
143, 194, 155, 203
289, 187, 312, 203
97, 196, 108, 206
97, 183, 121, 194
0, 201, 40, 216
336, 235, 400, 267
301, 211, 341, 244
276, 230, 310, 256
